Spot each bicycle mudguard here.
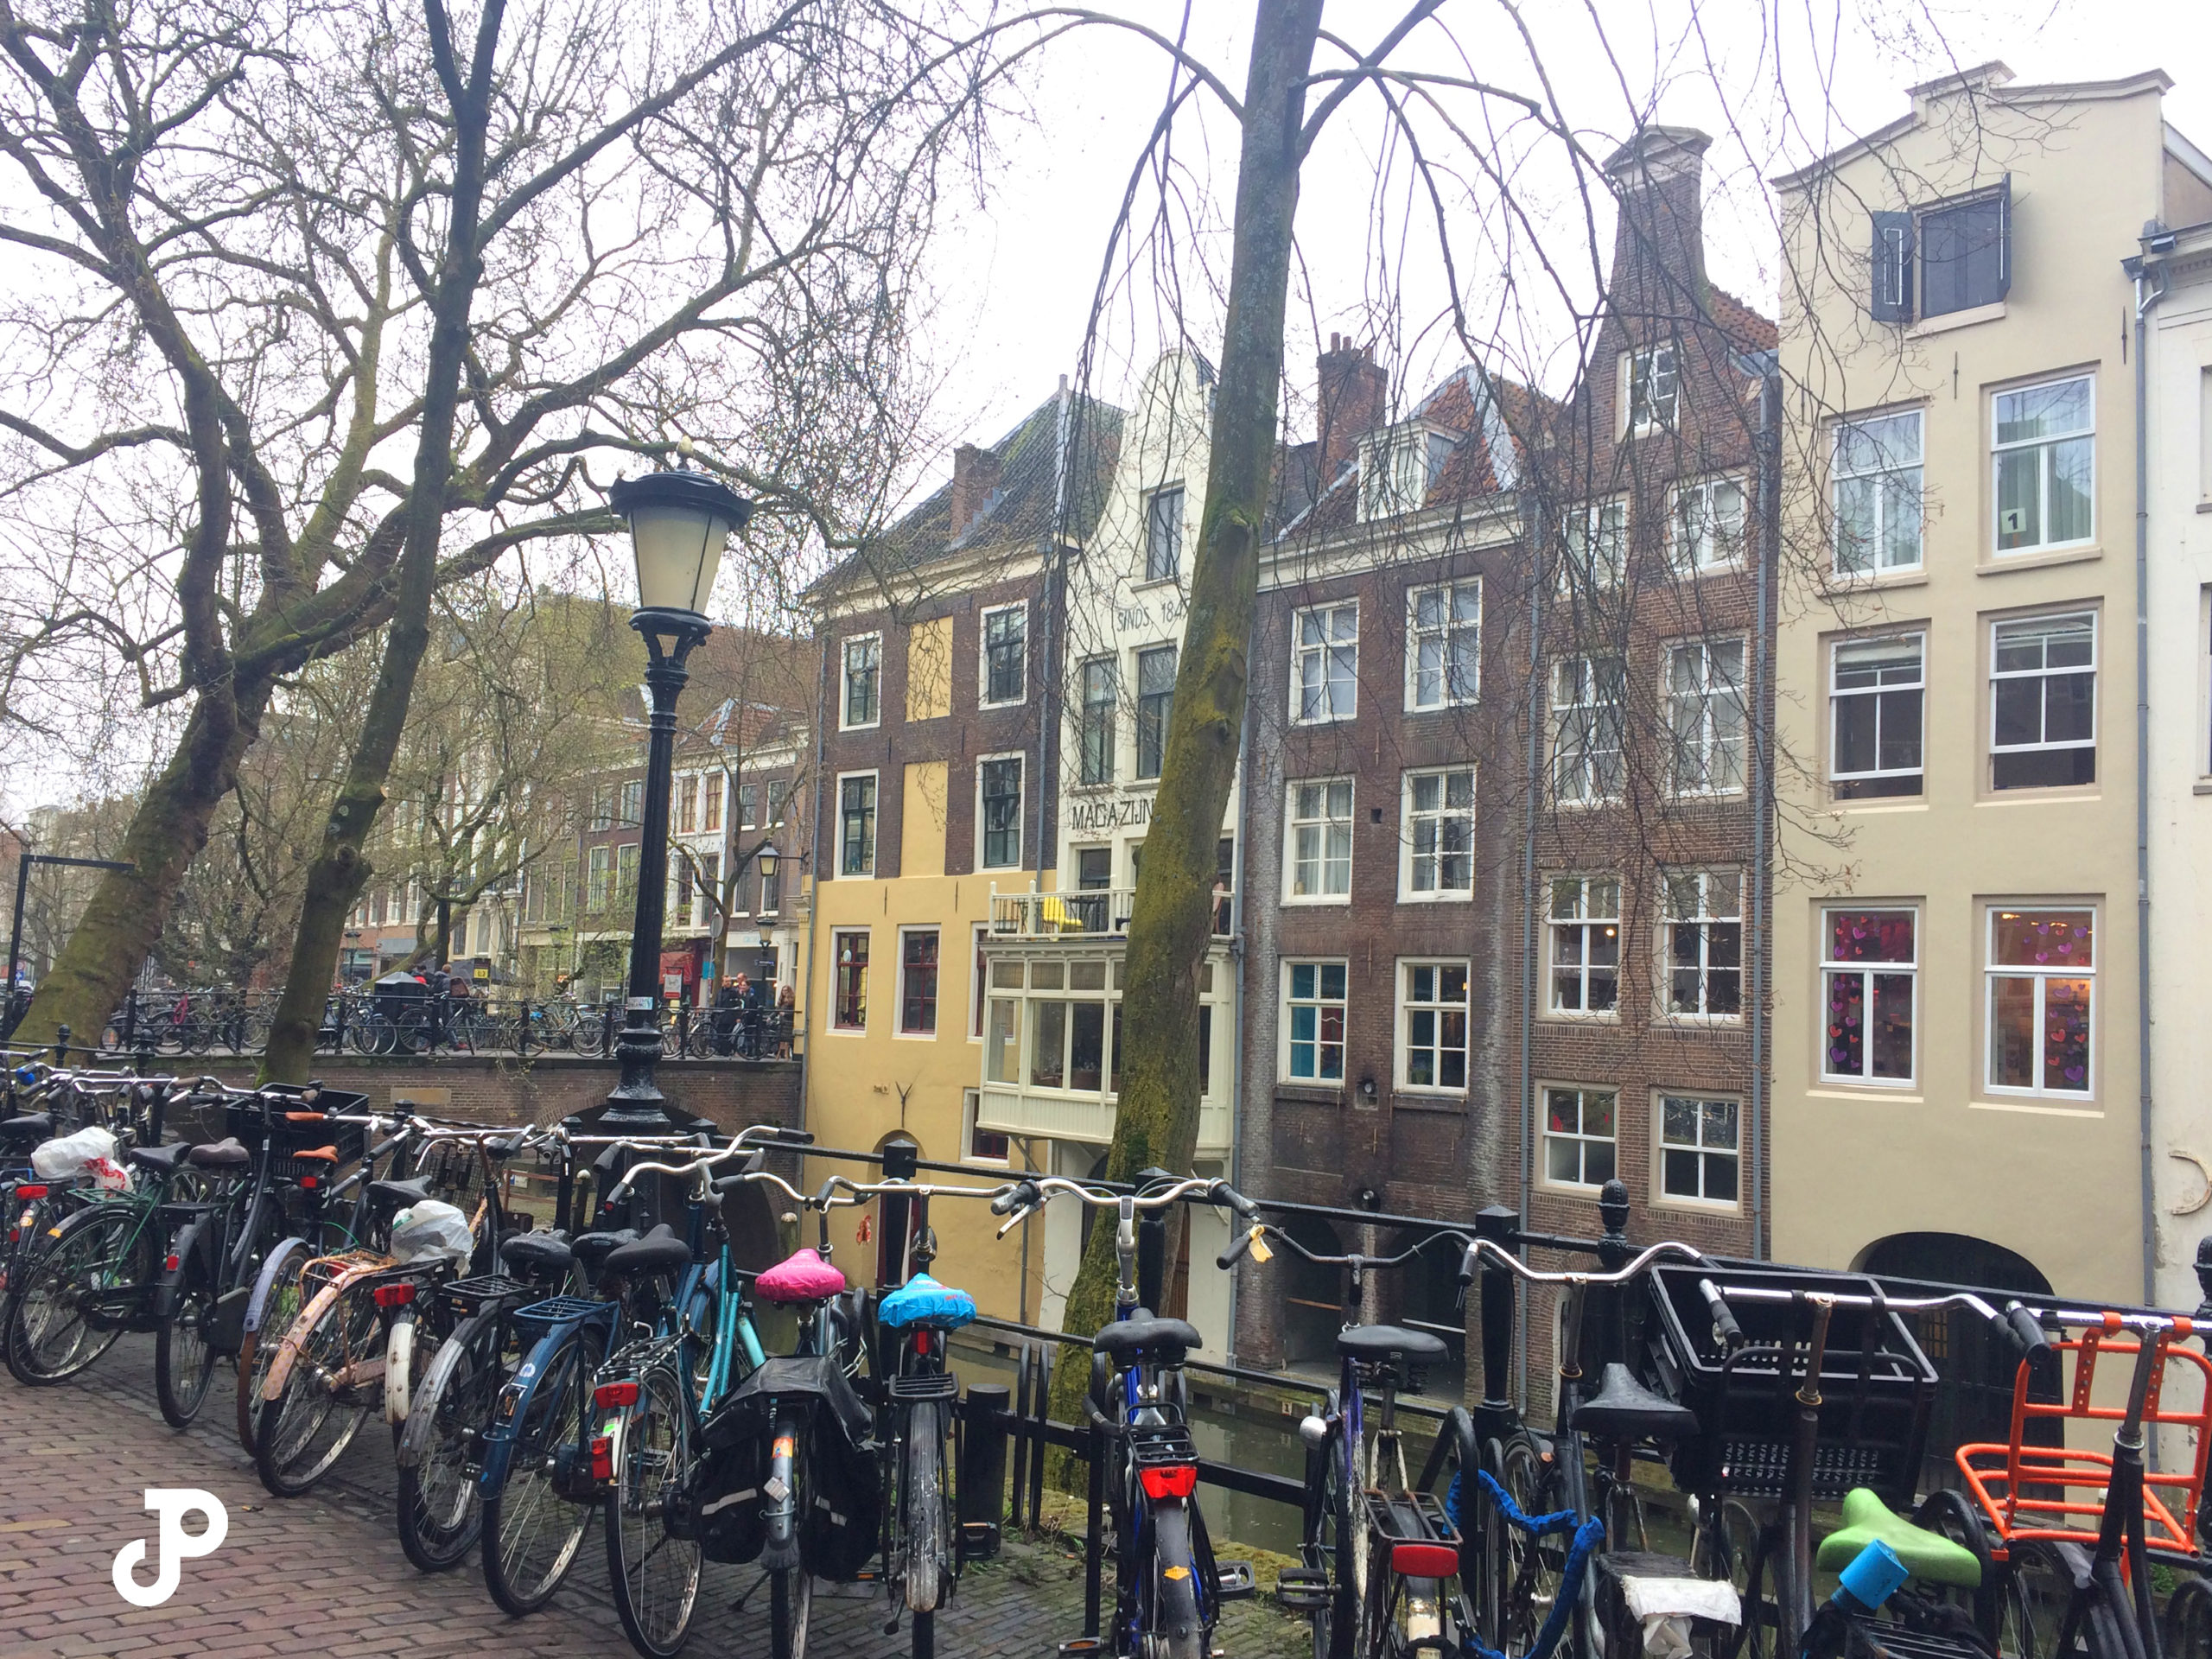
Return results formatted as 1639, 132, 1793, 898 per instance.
150, 1214, 208, 1320
258, 1274, 348, 1401
475, 1319, 582, 1495
385, 1311, 416, 1427
242, 1236, 313, 1336
395, 1311, 482, 1470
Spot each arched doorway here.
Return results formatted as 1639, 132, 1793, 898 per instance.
1388, 1227, 1467, 1399
1280, 1214, 1346, 1368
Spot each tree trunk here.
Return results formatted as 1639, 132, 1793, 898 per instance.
1046, 0, 1321, 1450
16, 688, 268, 1047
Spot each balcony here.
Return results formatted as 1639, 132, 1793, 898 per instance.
988, 884, 1233, 940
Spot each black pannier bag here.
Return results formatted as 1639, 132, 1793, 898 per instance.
692, 1352, 879, 1577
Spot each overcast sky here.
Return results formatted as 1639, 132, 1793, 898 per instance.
905, 0, 2212, 498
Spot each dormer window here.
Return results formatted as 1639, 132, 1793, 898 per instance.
1624, 344, 1678, 435
1358, 423, 1456, 522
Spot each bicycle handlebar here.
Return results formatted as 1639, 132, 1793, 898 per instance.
989, 1174, 1245, 1239
604, 1123, 811, 1204
1697, 1280, 2056, 1361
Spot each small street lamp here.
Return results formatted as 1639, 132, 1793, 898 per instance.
598, 459, 753, 1134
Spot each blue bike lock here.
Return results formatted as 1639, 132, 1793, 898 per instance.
1835, 1539, 1908, 1613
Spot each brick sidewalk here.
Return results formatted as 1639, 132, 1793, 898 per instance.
0, 1334, 1308, 1657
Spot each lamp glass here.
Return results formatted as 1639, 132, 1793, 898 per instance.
756, 843, 780, 880
628, 501, 732, 614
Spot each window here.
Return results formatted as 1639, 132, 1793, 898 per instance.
766, 779, 787, 827
1552, 657, 1625, 805
738, 784, 760, 830
1991, 613, 2095, 789
1560, 499, 1627, 593
1136, 646, 1175, 779
1402, 767, 1474, 899
1548, 877, 1620, 1014
1671, 476, 1747, 575
1075, 847, 1112, 889
677, 776, 698, 833
962, 1089, 1010, 1166
1993, 376, 2093, 555
1285, 962, 1348, 1081
1920, 190, 2007, 317
839, 774, 877, 876
1986, 907, 2094, 1096
1078, 658, 1117, 785
702, 778, 723, 833
1544, 1087, 1617, 1188
1400, 962, 1469, 1092
970, 925, 990, 1039
1666, 639, 1746, 796
620, 779, 644, 826
1662, 869, 1742, 1017
833, 931, 869, 1030
616, 842, 639, 904
1287, 779, 1353, 901
1832, 635, 1924, 799
1834, 411, 1923, 575
899, 929, 940, 1036
979, 757, 1022, 869
982, 605, 1027, 706
1145, 486, 1184, 582
841, 634, 880, 728
1359, 424, 1456, 521
588, 847, 610, 910
1660, 1096, 1740, 1205
1294, 604, 1359, 722
1408, 581, 1480, 709
1626, 344, 1678, 434
1821, 908, 1916, 1084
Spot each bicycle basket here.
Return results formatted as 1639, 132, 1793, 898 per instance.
1644, 1264, 1935, 1506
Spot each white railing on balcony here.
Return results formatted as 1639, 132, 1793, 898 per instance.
976, 1084, 1232, 1157
988, 885, 1232, 939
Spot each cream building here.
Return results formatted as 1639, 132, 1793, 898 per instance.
1772, 64, 2212, 1303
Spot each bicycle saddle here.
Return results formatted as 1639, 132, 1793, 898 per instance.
603, 1224, 693, 1278
1094, 1313, 1202, 1366
499, 1230, 575, 1281
877, 1272, 977, 1332
1568, 1362, 1701, 1446
369, 1177, 431, 1209
126, 1141, 188, 1174
754, 1247, 848, 1305
570, 1228, 639, 1275
1337, 1323, 1448, 1365
186, 1137, 252, 1169
0, 1113, 52, 1142
1815, 1488, 1983, 1588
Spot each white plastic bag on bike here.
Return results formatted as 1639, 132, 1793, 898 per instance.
31, 1124, 130, 1190
389, 1199, 474, 1266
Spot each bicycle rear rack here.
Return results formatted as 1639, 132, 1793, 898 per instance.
1360, 1487, 1463, 1580
511, 1294, 603, 1330
440, 1273, 531, 1316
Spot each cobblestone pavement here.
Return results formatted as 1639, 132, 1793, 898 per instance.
0, 1334, 1308, 1657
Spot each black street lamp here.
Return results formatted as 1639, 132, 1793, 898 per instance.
598, 461, 753, 1134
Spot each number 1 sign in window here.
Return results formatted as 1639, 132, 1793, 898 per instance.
1821, 909, 1916, 1084
1987, 908, 2093, 1096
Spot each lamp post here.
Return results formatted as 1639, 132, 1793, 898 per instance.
599, 461, 753, 1134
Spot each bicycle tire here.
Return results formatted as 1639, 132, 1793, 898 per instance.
1310, 1421, 1360, 1659
236, 1242, 311, 1453
3, 1205, 146, 1384
397, 1312, 498, 1573
903, 1396, 947, 1618
255, 1283, 382, 1496
772, 1563, 813, 1659
1145, 1496, 1206, 1659
155, 1261, 219, 1427
1491, 1433, 1560, 1657
607, 1360, 701, 1656
2163, 1571, 2212, 1659
481, 1325, 600, 1615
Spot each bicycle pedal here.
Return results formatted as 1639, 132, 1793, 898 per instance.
1217, 1560, 1256, 1601
1275, 1567, 1332, 1611
959, 1520, 1001, 1561
1057, 1640, 1106, 1656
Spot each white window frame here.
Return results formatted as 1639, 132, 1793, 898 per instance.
836, 770, 878, 879
831, 927, 871, 1033
1984, 905, 2096, 1098
1665, 637, 1748, 798
1135, 645, 1176, 780
1819, 906, 1918, 1087
1281, 958, 1350, 1084
1832, 409, 1925, 576
969, 923, 990, 1043
1656, 1093, 1743, 1211
979, 601, 1028, 709
1143, 485, 1185, 583
895, 925, 942, 1040
1282, 777, 1354, 906
1405, 580, 1481, 710
1292, 601, 1360, 724
976, 752, 1025, 871
961, 1087, 1011, 1167
1625, 343, 1679, 435
1989, 611, 2097, 791
1396, 959, 1471, 1095
1560, 497, 1627, 593
1661, 868, 1744, 1020
1669, 474, 1748, 575
1548, 874, 1621, 1017
1399, 766, 1475, 902
1541, 1084, 1619, 1192
1830, 633, 1926, 799
1992, 373, 2095, 556
840, 632, 882, 730
1551, 656, 1625, 806
1358, 423, 1455, 522
1077, 657, 1118, 786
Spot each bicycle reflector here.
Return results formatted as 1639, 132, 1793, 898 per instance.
372, 1282, 416, 1309
163, 1253, 181, 1274
590, 1434, 615, 1483
299, 1175, 318, 1190
1138, 1463, 1198, 1501
13, 1185, 44, 1201
1390, 1541, 1460, 1580
594, 1381, 641, 1409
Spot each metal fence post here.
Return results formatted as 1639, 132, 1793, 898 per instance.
1474, 1204, 1520, 1441
53, 1024, 68, 1066
958, 1382, 1009, 1560
1008, 1344, 1033, 1532
1028, 1344, 1052, 1530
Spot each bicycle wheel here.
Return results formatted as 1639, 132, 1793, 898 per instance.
256, 1282, 382, 1496
236, 1243, 311, 1453
772, 1563, 813, 1659
482, 1325, 600, 1615
1144, 1496, 1206, 1659
398, 1313, 499, 1573
1308, 1422, 1361, 1659
3, 1205, 146, 1384
607, 1360, 701, 1657
1492, 1433, 1561, 1656
2163, 1573, 2212, 1659
155, 1259, 219, 1427
2009, 1541, 2076, 1659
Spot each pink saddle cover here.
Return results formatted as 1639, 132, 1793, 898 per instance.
754, 1247, 847, 1305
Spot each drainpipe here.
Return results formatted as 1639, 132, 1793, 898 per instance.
1224, 609, 1256, 1367
1033, 376, 1074, 884
1516, 486, 1544, 1407
798, 612, 833, 1137
1750, 352, 1781, 1261
2126, 236, 2172, 1309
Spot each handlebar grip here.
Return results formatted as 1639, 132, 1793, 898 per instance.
768, 1126, 813, 1145
1698, 1278, 1745, 1349
1455, 1242, 1480, 1287
2006, 1301, 2052, 1363
711, 1173, 751, 1193
1217, 1227, 1257, 1271
991, 1180, 1040, 1217
1215, 1183, 1258, 1221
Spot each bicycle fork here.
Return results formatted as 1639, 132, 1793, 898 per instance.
764, 1405, 804, 1572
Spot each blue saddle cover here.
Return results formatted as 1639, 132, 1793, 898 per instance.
877, 1272, 976, 1332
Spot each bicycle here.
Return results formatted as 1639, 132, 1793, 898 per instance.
991, 1172, 1261, 1659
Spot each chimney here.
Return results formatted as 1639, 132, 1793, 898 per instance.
1316, 334, 1388, 485
1602, 125, 1712, 312
950, 442, 1001, 540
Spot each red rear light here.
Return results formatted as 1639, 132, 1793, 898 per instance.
372, 1282, 416, 1309
1390, 1541, 1460, 1580
913, 1328, 931, 1356
164, 1254, 181, 1273
299, 1175, 317, 1190
1139, 1464, 1198, 1501
14, 1185, 45, 1201
590, 1435, 614, 1482
594, 1381, 641, 1409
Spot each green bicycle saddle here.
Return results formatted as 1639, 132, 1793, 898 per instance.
1815, 1488, 1982, 1589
